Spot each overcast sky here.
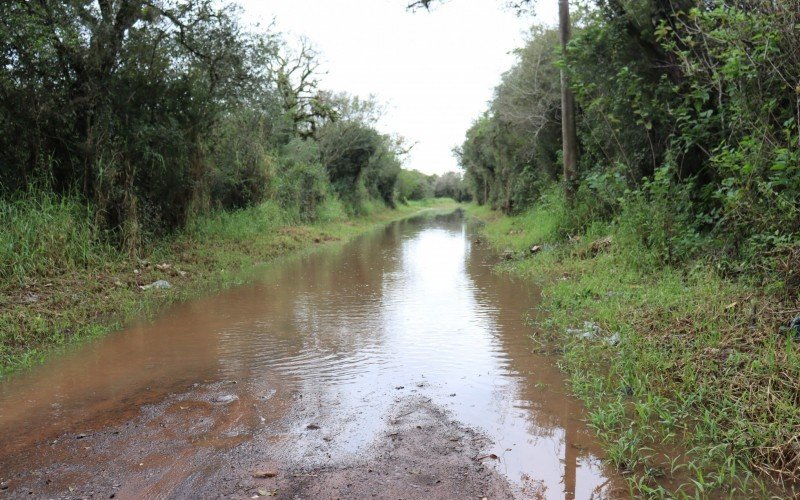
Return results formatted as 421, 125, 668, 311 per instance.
237, 0, 557, 175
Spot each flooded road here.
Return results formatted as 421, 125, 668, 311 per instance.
0, 211, 625, 498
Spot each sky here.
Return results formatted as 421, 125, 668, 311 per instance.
238, 0, 558, 175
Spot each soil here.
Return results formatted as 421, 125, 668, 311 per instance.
0, 381, 520, 499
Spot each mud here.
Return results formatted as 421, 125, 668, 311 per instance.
1, 383, 519, 498
0, 212, 627, 498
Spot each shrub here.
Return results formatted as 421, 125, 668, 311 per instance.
274, 139, 331, 222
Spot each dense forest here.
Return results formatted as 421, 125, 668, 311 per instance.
460, 0, 799, 289
0, 0, 469, 278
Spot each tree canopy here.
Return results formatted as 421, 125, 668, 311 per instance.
0, 0, 412, 248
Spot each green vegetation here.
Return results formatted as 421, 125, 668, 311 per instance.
396, 169, 437, 202
456, 0, 800, 496
0, 2, 410, 245
4, 0, 799, 494
460, 2, 800, 288
469, 198, 799, 496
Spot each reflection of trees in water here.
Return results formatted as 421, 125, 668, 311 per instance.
214, 219, 407, 375
215, 213, 461, 380
462, 226, 600, 499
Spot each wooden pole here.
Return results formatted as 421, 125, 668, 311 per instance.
559, 0, 578, 204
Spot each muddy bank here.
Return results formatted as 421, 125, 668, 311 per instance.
1, 383, 519, 499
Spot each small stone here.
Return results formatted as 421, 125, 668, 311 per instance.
212, 394, 239, 404
252, 470, 278, 478
139, 280, 171, 291
22, 292, 39, 304
306, 423, 320, 430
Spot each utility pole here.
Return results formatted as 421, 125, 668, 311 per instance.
559, 0, 578, 204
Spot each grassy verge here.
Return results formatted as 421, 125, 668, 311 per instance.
466, 202, 799, 498
0, 195, 456, 377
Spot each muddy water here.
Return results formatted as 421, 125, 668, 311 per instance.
0, 211, 623, 498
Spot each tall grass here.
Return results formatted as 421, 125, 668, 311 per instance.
183, 200, 290, 243
0, 191, 113, 286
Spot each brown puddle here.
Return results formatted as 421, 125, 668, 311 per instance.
0, 211, 627, 498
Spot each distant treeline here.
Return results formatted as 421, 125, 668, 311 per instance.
397, 169, 470, 203
458, 0, 800, 288
0, 1, 451, 253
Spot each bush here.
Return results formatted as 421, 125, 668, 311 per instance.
460, 0, 800, 288
616, 166, 704, 268
273, 139, 331, 222
209, 110, 276, 211
396, 169, 434, 202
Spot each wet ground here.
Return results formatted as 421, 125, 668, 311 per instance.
0, 211, 627, 499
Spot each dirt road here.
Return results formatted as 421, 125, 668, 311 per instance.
2, 380, 521, 498
0, 213, 624, 499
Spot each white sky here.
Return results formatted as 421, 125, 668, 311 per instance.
238, 0, 557, 175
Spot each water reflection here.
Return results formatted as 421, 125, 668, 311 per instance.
0, 211, 620, 498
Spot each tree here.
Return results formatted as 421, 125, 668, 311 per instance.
433, 171, 470, 201
396, 169, 435, 201
0, 0, 282, 248
408, 0, 578, 203
298, 92, 404, 212
268, 39, 328, 138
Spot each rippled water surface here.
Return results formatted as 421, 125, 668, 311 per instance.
0, 211, 620, 498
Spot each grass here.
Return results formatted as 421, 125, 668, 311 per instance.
0, 193, 457, 377
466, 201, 800, 498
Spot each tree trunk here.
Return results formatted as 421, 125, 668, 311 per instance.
559, 0, 578, 204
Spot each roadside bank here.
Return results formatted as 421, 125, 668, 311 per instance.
1, 199, 456, 377
467, 203, 799, 498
